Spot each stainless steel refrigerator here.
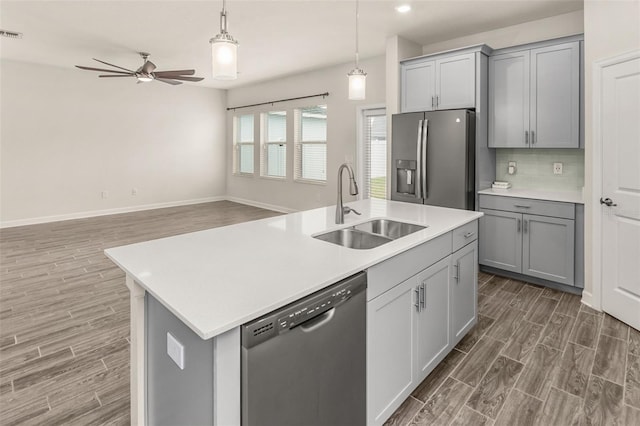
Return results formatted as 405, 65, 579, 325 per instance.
391, 109, 475, 210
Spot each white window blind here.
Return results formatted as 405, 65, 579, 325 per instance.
295, 105, 327, 182
261, 111, 287, 178
363, 109, 387, 199
235, 114, 255, 174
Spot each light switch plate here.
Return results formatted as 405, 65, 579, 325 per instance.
167, 332, 185, 370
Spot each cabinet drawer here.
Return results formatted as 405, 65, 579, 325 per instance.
452, 220, 478, 252
479, 195, 574, 219
367, 233, 452, 301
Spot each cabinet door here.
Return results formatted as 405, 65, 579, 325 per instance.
489, 51, 530, 148
367, 277, 417, 426
401, 60, 436, 112
436, 53, 476, 110
414, 256, 450, 383
451, 241, 478, 345
479, 208, 522, 273
530, 42, 580, 148
522, 214, 575, 285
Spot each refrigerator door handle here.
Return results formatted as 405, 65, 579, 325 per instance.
422, 119, 429, 199
415, 120, 423, 199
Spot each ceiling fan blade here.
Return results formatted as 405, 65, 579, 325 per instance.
76, 65, 132, 75
153, 69, 196, 76
157, 75, 204, 82
142, 61, 156, 74
92, 58, 135, 73
98, 74, 134, 78
156, 78, 182, 86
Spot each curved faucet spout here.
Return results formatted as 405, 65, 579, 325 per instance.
336, 163, 359, 224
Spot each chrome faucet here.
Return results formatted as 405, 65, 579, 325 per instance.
336, 163, 361, 224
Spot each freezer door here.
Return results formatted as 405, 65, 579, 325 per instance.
422, 110, 474, 210
391, 112, 425, 204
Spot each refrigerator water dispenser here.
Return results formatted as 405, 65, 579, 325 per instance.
396, 159, 416, 195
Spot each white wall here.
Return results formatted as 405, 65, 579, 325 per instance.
583, 0, 640, 300
0, 60, 227, 226
225, 55, 386, 212
421, 10, 584, 54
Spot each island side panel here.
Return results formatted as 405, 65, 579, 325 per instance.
126, 276, 146, 426
146, 293, 214, 425
213, 327, 241, 426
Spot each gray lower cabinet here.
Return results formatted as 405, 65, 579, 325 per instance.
479, 195, 576, 286
451, 240, 478, 344
367, 223, 478, 426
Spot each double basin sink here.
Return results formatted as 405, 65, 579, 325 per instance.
313, 219, 427, 250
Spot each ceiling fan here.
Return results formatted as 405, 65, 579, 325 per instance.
75, 52, 204, 85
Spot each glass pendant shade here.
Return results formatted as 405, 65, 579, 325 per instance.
210, 34, 238, 80
348, 68, 367, 100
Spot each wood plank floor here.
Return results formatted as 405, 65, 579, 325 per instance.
2, 202, 639, 425
0, 201, 282, 425
386, 272, 640, 426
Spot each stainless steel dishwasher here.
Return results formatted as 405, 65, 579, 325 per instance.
241, 271, 366, 426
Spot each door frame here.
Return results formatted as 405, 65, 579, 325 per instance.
590, 49, 640, 311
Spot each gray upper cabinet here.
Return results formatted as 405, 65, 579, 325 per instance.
401, 51, 476, 112
489, 40, 580, 148
488, 51, 530, 148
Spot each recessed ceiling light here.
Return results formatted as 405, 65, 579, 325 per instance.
395, 4, 411, 13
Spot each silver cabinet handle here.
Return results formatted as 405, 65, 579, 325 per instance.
524, 219, 528, 234
517, 218, 521, 233
419, 283, 426, 310
531, 130, 535, 145
436, 95, 439, 108
514, 205, 531, 209
464, 231, 475, 238
525, 130, 529, 145
414, 286, 420, 312
453, 262, 459, 282
431, 96, 435, 108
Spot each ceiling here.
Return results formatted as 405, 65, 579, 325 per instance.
0, 0, 583, 89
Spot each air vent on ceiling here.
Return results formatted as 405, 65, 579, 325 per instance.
0, 30, 23, 39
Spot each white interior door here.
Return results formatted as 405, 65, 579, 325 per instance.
600, 51, 640, 330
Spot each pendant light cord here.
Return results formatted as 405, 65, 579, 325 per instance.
220, 0, 228, 34
355, 0, 360, 68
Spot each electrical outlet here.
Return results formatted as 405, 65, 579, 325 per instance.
131, 188, 138, 196
553, 162, 563, 175
101, 191, 109, 199
167, 332, 185, 370
508, 161, 517, 175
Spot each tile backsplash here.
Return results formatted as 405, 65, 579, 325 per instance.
495, 149, 584, 191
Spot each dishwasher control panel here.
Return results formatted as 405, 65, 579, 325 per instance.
242, 271, 367, 349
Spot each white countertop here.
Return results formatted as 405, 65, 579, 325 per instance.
105, 199, 482, 340
478, 188, 584, 204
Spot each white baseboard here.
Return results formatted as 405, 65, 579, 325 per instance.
0, 196, 227, 229
224, 196, 297, 214
580, 290, 601, 312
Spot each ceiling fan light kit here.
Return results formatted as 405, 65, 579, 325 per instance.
75, 52, 204, 85
348, 0, 366, 100
210, 0, 238, 80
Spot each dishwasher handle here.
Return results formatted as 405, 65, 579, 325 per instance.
299, 307, 336, 332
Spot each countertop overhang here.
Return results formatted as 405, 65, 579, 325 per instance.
105, 199, 482, 340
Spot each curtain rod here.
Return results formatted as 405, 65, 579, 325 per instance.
227, 92, 329, 111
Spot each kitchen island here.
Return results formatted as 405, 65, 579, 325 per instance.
105, 198, 482, 425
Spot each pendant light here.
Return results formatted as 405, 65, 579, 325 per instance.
210, 0, 238, 80
348, 0, 366, 100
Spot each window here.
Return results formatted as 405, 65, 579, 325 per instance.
362, 108, 387, 199
234, 114, 255, 174
261, 111, 287, 178
295, 105, 327, 182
